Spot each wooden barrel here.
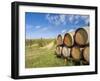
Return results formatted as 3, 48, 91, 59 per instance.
55, 46, 62, 57
74, 28, 89, 46
83, 46, 89, 63
83, 27, 90, 44
56, 34, 63, 46
62, 46, 70, 58
63, 32, 74, 47
70, 46, 81, 62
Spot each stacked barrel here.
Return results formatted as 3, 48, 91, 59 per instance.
55, 27, 89, 65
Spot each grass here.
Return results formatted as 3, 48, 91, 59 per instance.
25, 39, 81, 68
25, 45, 67, 68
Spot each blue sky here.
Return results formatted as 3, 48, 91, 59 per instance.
25, 12, 89, 39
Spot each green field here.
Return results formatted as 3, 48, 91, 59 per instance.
25, 39, 75, 68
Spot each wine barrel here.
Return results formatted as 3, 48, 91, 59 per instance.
74, 28, 89, 46
84, 27, 90, 44
71, 46, 81, 62
56, 34, 63, 46
55, 46, 62, 57
62, 46, 70, 58
63, 32, 74, 47
83, 46, 89, 63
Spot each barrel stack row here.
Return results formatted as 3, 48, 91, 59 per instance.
55, 28, 90, 65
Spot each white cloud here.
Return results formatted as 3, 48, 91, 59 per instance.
42, 27, 48, 31
81, 15, 89, 25
75, 15, 80, 19
46, 14, 66, 26
74, 20, 79, 24
46, 14, 54, 24
81, 15, 88, 19
46, 14, 76, 26
68, 29, 75, 32
26, 25, 33, 31
46, 14, 89, 26
59, 15, 66, 24
68, 15, 74, 23
53, 15, 61, 25
85, 17, 89, 25
61, 29, 67, 33
35, 26, 41, 29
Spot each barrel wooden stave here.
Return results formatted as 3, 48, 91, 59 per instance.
56, 34, 63, 46
83, 46, 89, 63
71, 46, 81, 62
62, 46, 70, 58
63, 33, 74, 47
74, 28, 89, 46
55, 46, 63, 57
